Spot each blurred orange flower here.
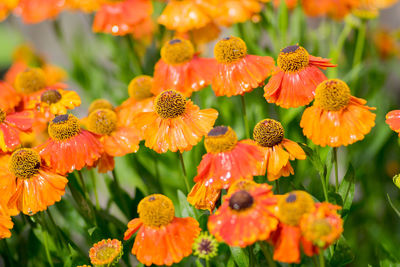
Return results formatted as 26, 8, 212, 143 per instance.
0, 109, 33, 152
386, 110, 400, 136
302, 0, 360, 20
0, 0, 18, 22
0, 81, 21, 112
14, 0, 65, 24
0, 205, 13, 239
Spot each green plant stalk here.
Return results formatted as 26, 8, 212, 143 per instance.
112, 169, 130, 215
90, 170, 100, 210
319, 251, 325, 267
179, 152, 191, 193
275, 180, 280, 194
352, 20, 367, 68
328, 22, 353, 78
333, 147, 339, 192
240, 95, 250, 139
124, 35, 143, 75
319, 172, 329, 202
259, 242, 277, 267
40, 214, 54, 267
206, 259, 210, 267
278, 0, 289, 47
248, 246, 255, 267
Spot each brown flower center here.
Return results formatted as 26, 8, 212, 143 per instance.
277, 45, 310, 72
128, 75, 154, 101
48, 114, 81, 141
138, 194, 175, 227
314, 79, 351, 111
253, 119, 284, 147
154, 90, 187, 119
229, 190, 254, 211
161, 38, 195, 65
41, 90, 62, 104
87, 109, 118, 135
15, 68, 47, 94
214, 36, 247, 64
277, 191, 315, 226
9, 148, 41, 179
204, 126, 238, 153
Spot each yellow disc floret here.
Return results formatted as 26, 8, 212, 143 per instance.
88, 99, 114, 114
89, 239, 123, 266
277, 191, 315, 226
48, 114, 81, 141
138, 194, 175, 227
128, 75, 154, 101
155, 90, 187, 119
0, 109, 6, 123
214, 36, 247, 64
228, 190, 254, 211
253, 119, 284, 147
161, 38, 195, 65
204, 126, 238, 153
87, 109, 118, 135
9, 148, 41, 179
302, 218, 333, 247
227, 179, 258, 195
41, 90, 62, 104
314, 79, 351, 111
277, 45, 310, 72
15, 68, 47, 94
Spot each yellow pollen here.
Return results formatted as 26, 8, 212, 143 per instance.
204, 126, 238, 153
214, 36, 247, 64
253, 119, 284, 147
48, 114, 81, 141
128, 75, 154, 101
314, 79, 351, 111
161, 38, 195, 65
9, 148, 41, 179
88, 99, 114, 114
155, 90, 187, 119
41, 90, 62, 104
90, 239, 122, 266
0, 109, 6, 123
15, 68, 47, 94
227, 179, 257, 195
277, 45, 310, 72
277, 191, 315, 226
87, 109, 118, 135
303, 218, 332, 247
138, 194, 175, 227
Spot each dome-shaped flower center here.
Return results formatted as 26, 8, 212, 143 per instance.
253, 119, 284, 147
204, 126, 238, 153
277, 191, 315, 226
15, 68, 47, 94
89, 239, 122, 266
88, 99, 114, 114
40, 90, 62, 104
214, 36, 247, 64
155, 90, 187, 119
227, 179, 257, 195
229, 190, 254, 211
9, 148, 41, 179
303, 218, 332, 247
138, 194, 175, 227
161, 38, 195, 65
193, 232, 218, 260
128, 75, 154, 101
277, 45, 310, 72
48, 114, 81, 141
87, 109, 118, 135
314, 79, 351, 111
0, 109, 6, 123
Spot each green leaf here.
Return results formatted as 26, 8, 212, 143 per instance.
177, 190, 200, 219
338, 165, 355, 219
87, 226, 97, 236
299, 143, 324, 176
229, 246, 249, 267
330, 236, 355, 266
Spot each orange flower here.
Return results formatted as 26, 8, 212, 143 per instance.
92, 0, 153, 36
300, 79, 376, 147
270, 191, 316, 263
386, 110, 400, 136
87, 108, 140, 157
0, 154, 18, 216
0, 81, 21, 112
124, 194, 200, 266
272, 0, 298, 9
152, 38, 216, 97
253, 119, 306, 181
158, 0, 211, 32
134, 90, 218, 153
0, 0, 18, 22
187, 126, 265, 211
0, 109, 33, 152
6, 148, 68, 215
14, 0, 65, 24
301, 0, 360, 20
212, 36, 274, 97
117, 75, 155, 113
264, 45, 336, 108
208, 184, 278, 247
0, 204, 13, 239
209, 0, 263, 27
353, 0, 398, 18
89, 239, 123, 266
374, 29, 398, 59
38, 114, 103, 174
66, 0, 104, 13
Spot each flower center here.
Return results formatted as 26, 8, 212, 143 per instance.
128, 75, 154, 101
0, 109, 6, 123
229, 190, 254, 211
227, 179, 258, 195
277, 191, 315, 226
88, 99, 114, 114
87, 109, 118, 135
15, 68, 47, 94
161, 38, 195, 65
9, 148, 41, 179
90, 239, 122, 266
304, 218, 332, 246
41, 90, 62, 104
154, 90, 187, 119
214, 36, 247, 64
277, 45, 310, 72
204, 126, 238, 153
138, 194, 175, 227
193, 232, 218, 260
48, 114, 81, 141
314, 79, 351, 111
253, 119, 284, 147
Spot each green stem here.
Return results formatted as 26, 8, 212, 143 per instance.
77, 171, 87, 196
179, 152, 191, 193
319, 251, 325, 267
319, 173, 329, 202
90, 170, 100, 210
333, 147, 339, 192
328, 22, 353, 78
112, 170, 130, 215
206, 259, 211, 267
352, 20, 367, 68
248, 246, 255, 267
124, 35, 143, 75
259, 242, 277, 267
41, 217, 54, 267
275, 180, 280, 194
240, 95, 250, 139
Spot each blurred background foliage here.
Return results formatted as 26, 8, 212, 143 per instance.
1, 1, 400, 266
